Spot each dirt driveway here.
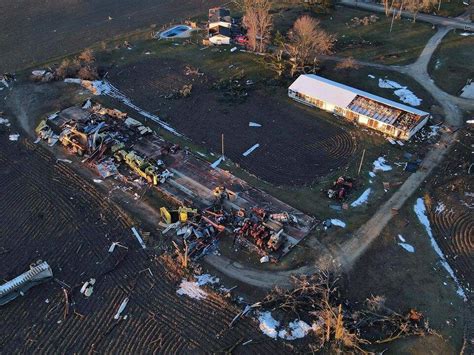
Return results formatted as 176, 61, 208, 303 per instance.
0, 0, 222, 72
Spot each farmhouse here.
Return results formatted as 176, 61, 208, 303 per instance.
208, 7, 232, 45
289, 74, 430, 140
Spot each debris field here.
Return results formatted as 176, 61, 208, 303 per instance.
35, 101, 315, 260
0, 139, 282, 353
108, 58, 358, 185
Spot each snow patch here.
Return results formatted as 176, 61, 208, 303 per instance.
195, 274, 219, 286
0, 118, 10, 126
249, 122, 262, 127
351, 188, 371, 207
414, 198, 467, 300
378, 78, 422, 106
460, 82, 474, 99
378, 79, 403, 89
373, 157, 392, 172
177, 280, 208, 300
9, 134, 20, 141
258, 312, 312, 341
176, 274, 219, 300
368, 74, 375, 79
278, 320, 312, 340
394, 88, 422, 106
398, 234, 406, 242
258, 312, 280, 339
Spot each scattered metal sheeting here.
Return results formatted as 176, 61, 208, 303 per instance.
0, 261, 53, 306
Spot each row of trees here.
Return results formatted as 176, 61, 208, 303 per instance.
240, 0, 336, 77
382, 0, 443, 22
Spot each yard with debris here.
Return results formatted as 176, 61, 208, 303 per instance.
0, 1, 472, 353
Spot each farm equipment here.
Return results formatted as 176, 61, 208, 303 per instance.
160, 206, 198, 224
114, 149, 171, 185
213, 186, 236, 203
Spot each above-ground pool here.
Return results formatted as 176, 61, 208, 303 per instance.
159, 25, 193, 39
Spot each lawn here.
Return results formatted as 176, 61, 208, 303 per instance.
272, 5, 435, 65
434, 0, 470, 17
428, 30, 474, 96
89, 33, 438, 220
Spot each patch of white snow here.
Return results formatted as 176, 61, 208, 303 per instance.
414, 198, 467, 301
279, 320, 312, 340
351, 188, 371, 207
258, 312, 280, 339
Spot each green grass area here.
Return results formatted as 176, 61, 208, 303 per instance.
271, 5, 435, 65
428, 30, 474, 96
321, 8, 435, 65
434, 0, 469, 17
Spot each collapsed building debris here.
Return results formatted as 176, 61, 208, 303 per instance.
0, 261, 53, 306
36, 102, 315, 262
162, 202, 301, 261
327, 176, 355, 200
36, 102, 174, 188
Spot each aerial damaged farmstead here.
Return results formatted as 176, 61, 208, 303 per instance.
1, 0, 473, 353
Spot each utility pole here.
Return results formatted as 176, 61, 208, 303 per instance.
357, 148, 366, 176
221, 133, 225, 160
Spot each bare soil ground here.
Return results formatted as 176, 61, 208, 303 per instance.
342, 204, 467, 354
108, 57, 357, 186
0, 0, 222, 72
0, 137, 282, 353
427, 127, 474, 295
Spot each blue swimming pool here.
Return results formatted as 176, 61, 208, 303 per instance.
160, 25, 192, 39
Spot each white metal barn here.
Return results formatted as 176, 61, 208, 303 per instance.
288, 74, 430, 140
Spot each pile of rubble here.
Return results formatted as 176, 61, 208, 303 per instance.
326, 176, 355, 200
162, 200, 299, 262
347, 14, 379, 28
35, 100, 176, 185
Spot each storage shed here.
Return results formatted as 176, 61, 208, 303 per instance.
288, 74, 430, 140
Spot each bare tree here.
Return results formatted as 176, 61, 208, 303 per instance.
284, 15, 336, 77
78, 48, 95, 64
242, 0, 273, 53
405, 0, 438, 22
258, 271, 440, 353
